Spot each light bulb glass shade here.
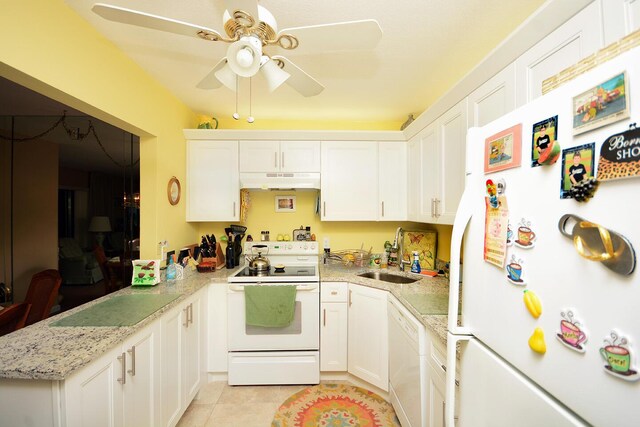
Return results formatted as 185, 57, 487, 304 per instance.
260, 57, 290, 92
236, 47, 254, 68
88, 216, 111, 232
214, 62, 237, 91
227, 36, 262, 77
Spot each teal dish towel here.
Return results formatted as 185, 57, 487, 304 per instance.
244, 285, 297, 327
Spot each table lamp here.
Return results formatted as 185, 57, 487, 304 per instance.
89, 216, 111, 247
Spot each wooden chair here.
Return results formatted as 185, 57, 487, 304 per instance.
24, 269, 62, 327
0, 303, 32, 337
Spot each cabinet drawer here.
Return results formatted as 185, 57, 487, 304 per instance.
321, 282, 348, 302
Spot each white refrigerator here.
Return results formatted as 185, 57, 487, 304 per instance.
446, 46, 640, 426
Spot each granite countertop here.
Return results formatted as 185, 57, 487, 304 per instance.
319, 264, 452, 349
0, 267, 239, 381
0, 262, 457, 381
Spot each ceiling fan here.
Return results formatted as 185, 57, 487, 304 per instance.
92, 1, 383, 98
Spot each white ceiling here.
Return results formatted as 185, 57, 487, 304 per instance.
64, 0, 546, 124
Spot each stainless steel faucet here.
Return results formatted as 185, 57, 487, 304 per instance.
393, 227, 406, 270
399, 259, 411, 272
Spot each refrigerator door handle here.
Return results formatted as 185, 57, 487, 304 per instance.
448, 185, 473, 335
446, 333, 471, 426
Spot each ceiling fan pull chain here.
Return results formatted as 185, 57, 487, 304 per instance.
233, 75, 240, 120
247, 77, 255, 123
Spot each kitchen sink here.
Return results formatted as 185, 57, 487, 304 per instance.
358, 271, 418, 284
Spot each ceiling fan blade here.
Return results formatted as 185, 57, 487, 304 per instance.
92, 3, 225, 41
223, 0, 259, 22
196, 58, 228, 89
277, 20, 382, 54
271, 56, 324, 97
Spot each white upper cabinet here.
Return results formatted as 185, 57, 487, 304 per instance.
321, 141, 378, 221
187, 140, 239, 222
412, 99, 467, 225
515, 1, 602, 106
468, 63, 517, 128
378, 142, 407, 221
239, 140, 320, 173
406, 135, 421, 222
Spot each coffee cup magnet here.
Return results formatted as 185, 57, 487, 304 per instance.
506, 254, 527, 286
515, 218, 536, 249
600, 330, 639, 381
556, 309, 588, 353
506, 221, 514, 247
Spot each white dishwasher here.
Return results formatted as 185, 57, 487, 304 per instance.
388, 295, 427, 427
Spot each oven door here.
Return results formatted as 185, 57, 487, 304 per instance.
227, 282, 320, 351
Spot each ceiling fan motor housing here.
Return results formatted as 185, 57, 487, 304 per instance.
223, 5, 277, 43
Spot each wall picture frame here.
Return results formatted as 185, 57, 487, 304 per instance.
560, 143, 595, 199
531, 116, 558, 167
275, 195, 296, 212
484, 123, 522, 174
572, 71, 630, 135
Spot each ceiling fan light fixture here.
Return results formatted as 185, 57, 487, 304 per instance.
227, 36, 262, 77
214, 61, 237, 91
260, 56, 290, 92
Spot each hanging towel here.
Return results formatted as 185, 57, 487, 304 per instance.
244, 285, 297, 327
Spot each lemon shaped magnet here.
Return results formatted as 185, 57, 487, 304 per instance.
529, 327, 547, 354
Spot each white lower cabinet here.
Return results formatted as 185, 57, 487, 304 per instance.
64, 321, 161, 427
161, 290, 205, 427
208, 283, 228, 373
320, 282, 348, 371
347, 283, 388, 391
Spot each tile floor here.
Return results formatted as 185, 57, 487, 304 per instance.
176, 381, 309, 427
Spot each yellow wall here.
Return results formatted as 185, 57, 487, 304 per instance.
197, 190, 453, 262
0, 0, 198, 258
197, 115, 403, 131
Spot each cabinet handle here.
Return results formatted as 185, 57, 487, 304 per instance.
441, 363, 447, 372
323, 308, 326, 327
127, 346, 136, 377
117, 352, 126, 384
442, 401, 445, 427
323, 202, 326, 217
330, 291, 337, 295
274, 152, 278, 168
348, 290, 352, 307
183, 306, 189, 327
281, 152, 285, 169
233, 202, 236, 217
435, 198, 440, 218
381, 201, 385, 217
431, 198, 435, 217
189, 303, 194, 325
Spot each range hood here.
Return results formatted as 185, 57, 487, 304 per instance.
239, 172, 320, 190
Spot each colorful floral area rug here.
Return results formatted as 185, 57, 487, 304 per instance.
272, 383, 401, 427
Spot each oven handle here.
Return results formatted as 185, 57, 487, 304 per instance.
228, 283, 318, 292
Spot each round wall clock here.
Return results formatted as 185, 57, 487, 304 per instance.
167, 176, 181, 205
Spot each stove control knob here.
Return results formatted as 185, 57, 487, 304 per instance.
287, 244, 293, 250
310, 243, 316, 250
303, 244, 308, 250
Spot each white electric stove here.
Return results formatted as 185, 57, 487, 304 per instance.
227, 241, 321, 385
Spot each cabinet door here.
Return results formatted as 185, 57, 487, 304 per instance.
407, 135, 421, 222
378, 142, 407, 221
347, 284, 388, 391
419, 125, 439, 222
320, 302, 348, 371
428, 366, 446, 427
187, 140, 239, 221
515, 2, 602, 105
122, 322, 161, 427
207, 283, 228, 373
160, 305, 184, 427
436, 98, 468, 224
183, 294, 202, 405
280, 141, 321, 172
467, 63, 516, 128
64, 346, 124, 427
239, 140, 279, 172
321, 142, 378, 221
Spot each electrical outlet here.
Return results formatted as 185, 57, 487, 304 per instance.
323, 236, 330, 249
157, 240, 168, 259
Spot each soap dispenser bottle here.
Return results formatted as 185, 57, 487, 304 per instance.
410, 251, 421, 274
167, 257, 176, 280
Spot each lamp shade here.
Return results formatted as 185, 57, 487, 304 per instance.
260, 56, 290, 92
88, 216, 112, 233
215, 61, 237, 91
226, 36, 262, 77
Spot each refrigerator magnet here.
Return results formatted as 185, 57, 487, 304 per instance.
528, 327, 547, 354
506, 221, 514, 247
600, 330, 639, 381
556, 309, 588, 353
506, 254, 527, 286
484, 196, 509, 268
560, 143, 596, 199
486, 179, 499, 208
514, 218, 536, 249
597, 123, 640, 181
531, 116, 559, 167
